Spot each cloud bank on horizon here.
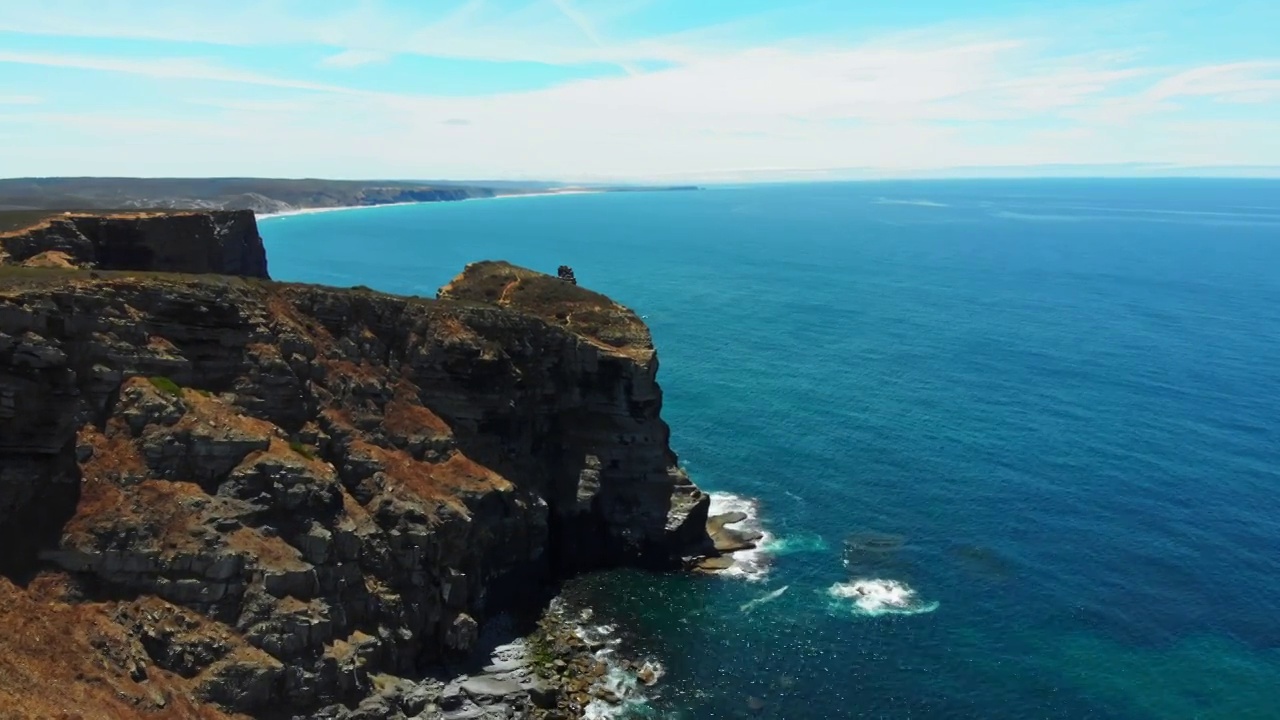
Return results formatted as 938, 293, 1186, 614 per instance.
1, 0, 1278, 181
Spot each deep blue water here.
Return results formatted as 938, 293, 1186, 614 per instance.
262, 180, 1280, 719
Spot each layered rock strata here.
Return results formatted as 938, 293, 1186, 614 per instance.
0, 254, 709, 718
0, 210, 269, 277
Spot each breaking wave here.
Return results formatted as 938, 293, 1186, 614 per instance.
563, 607, 665, 719
827, 578, 939, 617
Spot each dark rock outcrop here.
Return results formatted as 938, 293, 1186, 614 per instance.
0, 257, 708, 717
0, 210, 269, 277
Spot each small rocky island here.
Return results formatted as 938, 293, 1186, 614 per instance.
0, 212, 750, 718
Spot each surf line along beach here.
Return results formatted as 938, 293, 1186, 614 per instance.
256, 189, 606, 220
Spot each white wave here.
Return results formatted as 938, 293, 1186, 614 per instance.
256, 201, 425, 220
583, 662, 657, 719
562, 610, 664, 719
872, 197, 950, 208
257, 190, 602, 220
707, 492, 773, 582
739, 585, 789, 613
828, 578, 939, 617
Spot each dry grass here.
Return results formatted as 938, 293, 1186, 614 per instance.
437, 260, 653, 359
173, 387, 278, 440
352, 438, 510, 513
20, 249, 77, 268
383, 380, 452, 437
0, 577, 240, 720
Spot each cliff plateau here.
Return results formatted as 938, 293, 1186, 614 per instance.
0, 213, 711, 719
0, 210, 268, 277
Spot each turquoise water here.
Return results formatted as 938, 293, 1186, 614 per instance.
262, 180, 1280, 719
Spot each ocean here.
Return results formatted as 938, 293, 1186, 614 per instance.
260, 179, 1280, 719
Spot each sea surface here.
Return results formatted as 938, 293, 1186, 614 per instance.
261, 179, 1280, 719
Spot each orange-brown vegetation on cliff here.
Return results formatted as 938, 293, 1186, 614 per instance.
0, 576, 238, 720
0, 256, 710, 718
383, 380, 452, 437
438, 260, 654, 359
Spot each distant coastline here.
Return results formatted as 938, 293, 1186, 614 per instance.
253, 187, 704, 219
0, 177, 700, 227
255, 201, 429, 220
255, 189, 611, 220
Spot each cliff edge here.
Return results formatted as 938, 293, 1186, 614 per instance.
0, 226, 709, 717
0, 210, 269, 277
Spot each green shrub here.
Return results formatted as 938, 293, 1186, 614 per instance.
289, 439, 315, 460
148, 375, 182, 397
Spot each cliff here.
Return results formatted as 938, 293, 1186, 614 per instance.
0, 248, 709, 717
0, 210, 269, 277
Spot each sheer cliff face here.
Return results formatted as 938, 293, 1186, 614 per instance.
0, 210, 269, 277
0, 261, 708, 715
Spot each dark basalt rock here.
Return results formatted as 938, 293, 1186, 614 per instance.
0, 238, 710, 718
0, 210, 269, 278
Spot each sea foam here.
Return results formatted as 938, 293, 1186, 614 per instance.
739, 585, 790, 613
827, 579, 939, 617
708, 492, 773, 581
563, 607, 665, 719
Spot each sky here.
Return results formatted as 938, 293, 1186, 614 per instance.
1, 0, 1279, 182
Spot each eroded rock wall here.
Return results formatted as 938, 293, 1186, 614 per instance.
0, 210, 269, 277
0, 263, 707, 716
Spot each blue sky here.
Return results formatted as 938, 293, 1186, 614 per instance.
1, 0, 1278, 181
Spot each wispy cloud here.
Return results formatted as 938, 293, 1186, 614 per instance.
0, 0, 1277, 179
1145, 61, 1280, 103
320, 49, 393, 69
549, 0, 640, 76
0, 95, 42, 105
0, 0, 699, 66
0, 50, 358, 94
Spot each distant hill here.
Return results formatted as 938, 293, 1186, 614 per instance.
0, 177, 509, 214
0, 177, 701, 218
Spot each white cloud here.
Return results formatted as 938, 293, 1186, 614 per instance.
1145, 61, 1280, 103
0, 2, 1277, 178
320, 49, 392, 69
0, 95, 42, 105
0, 0, 705, 67
0, 50, 359, 94
549, 0, 639, 76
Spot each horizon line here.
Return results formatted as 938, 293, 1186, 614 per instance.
4, 171, 1280, 186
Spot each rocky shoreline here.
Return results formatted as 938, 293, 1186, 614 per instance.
293, 596, 661, 720
0, 210, 755, 719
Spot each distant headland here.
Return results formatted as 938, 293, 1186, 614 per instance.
0, 177, 701, 227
